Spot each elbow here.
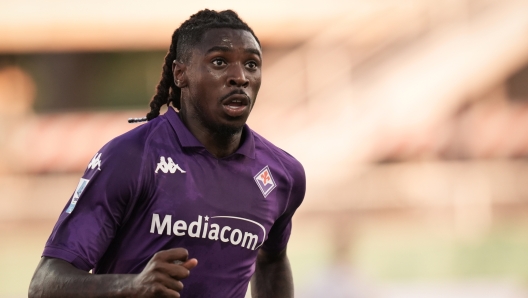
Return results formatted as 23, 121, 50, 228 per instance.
28, 276, 43, 298
28, 257, 87, 298
29, 258, 50, 298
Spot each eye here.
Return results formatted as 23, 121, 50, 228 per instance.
212, 58, 226, 67
246, 61, 258, 69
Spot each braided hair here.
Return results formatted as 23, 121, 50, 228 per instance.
129, 9, 260, 123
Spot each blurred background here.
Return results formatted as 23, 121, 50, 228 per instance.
2, 0, 528, 297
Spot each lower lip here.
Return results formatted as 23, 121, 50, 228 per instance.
222, 104, 248, 117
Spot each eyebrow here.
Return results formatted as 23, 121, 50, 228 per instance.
205, 46, 262, 58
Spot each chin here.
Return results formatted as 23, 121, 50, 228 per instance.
215, 122, 244, 137
218, 114, 248, 133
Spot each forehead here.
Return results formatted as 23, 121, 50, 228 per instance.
194, 28, 261, 54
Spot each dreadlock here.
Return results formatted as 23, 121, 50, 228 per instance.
134, 9, 260, 123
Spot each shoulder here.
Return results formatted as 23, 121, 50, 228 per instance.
251, 130, 306, 186
95, 116, 171, 171
101, 116, 169, 156
251, 130, 306, 219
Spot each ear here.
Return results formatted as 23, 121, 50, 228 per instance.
172, 60, 188, 88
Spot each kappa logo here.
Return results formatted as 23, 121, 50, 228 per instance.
87, 153, 102, 171
155, 156, 186, 174
254, 166, 276, 198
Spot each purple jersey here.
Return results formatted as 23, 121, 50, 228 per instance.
43, 107, 306, 297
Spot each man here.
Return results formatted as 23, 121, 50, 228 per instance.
28, 9, 305, 298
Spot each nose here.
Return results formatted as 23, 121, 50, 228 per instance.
228, 64, 249, 88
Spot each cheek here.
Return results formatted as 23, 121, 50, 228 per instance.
251, 77, 262, 94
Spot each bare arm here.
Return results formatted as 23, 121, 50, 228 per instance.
28, 249, 197, 298
250, 247, 293, 298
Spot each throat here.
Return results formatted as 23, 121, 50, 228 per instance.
178, 107, 245, 158
206, 128, 243, 158
179, 109, 244, 158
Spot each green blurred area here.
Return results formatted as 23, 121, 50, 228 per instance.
354, 220, 528, 282
1, 51, 166, 112
2, 214, 528, 296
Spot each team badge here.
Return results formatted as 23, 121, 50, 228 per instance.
254, 166, 276, 198
66, 178, 89, 213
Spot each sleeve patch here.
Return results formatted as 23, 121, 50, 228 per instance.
66, 178, 90, 214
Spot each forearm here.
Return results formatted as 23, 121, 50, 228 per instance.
250, 248, 293, 298
29, 257, 135, 298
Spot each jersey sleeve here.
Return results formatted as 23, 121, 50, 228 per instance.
42, 132, 150, 271
261, 156, 306, 252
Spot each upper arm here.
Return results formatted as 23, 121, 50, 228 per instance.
33, 256, 88, 277
43, 134, 149, 271
256, 247, 288, 264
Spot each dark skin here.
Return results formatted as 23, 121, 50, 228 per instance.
29, 249, 197, 298
251, 248, 294, 298
173, 28, 262, 158
29, 28, 294, 297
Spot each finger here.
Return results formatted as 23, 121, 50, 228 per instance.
158, 262, 192, 280
153, 248, 189, 263
149, 282, 181, 298
162, 287, 181, 298
158, 274, 185, 292
181, 258, 198, 270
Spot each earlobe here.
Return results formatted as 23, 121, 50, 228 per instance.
173, 60, 188, 88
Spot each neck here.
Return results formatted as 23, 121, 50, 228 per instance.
179, 109, 243, 159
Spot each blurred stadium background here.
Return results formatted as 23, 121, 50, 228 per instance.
2, 0, 528, 297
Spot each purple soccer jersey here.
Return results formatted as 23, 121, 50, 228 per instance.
43, 107, 306, 297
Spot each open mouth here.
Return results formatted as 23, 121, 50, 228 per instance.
222, 94, 250, 117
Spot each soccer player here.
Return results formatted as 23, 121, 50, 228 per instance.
28, 9, 306, 298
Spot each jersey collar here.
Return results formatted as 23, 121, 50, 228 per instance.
165, 107, 255, 159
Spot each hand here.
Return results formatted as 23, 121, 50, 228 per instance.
131, 248, 198, 297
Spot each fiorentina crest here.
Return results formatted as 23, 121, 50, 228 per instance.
254, 166, 276, 198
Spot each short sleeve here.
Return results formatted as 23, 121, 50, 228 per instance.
42, 133, 148, 271
261, 157, 306, 252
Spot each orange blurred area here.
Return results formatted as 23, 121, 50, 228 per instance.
2, 0, 528, 297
